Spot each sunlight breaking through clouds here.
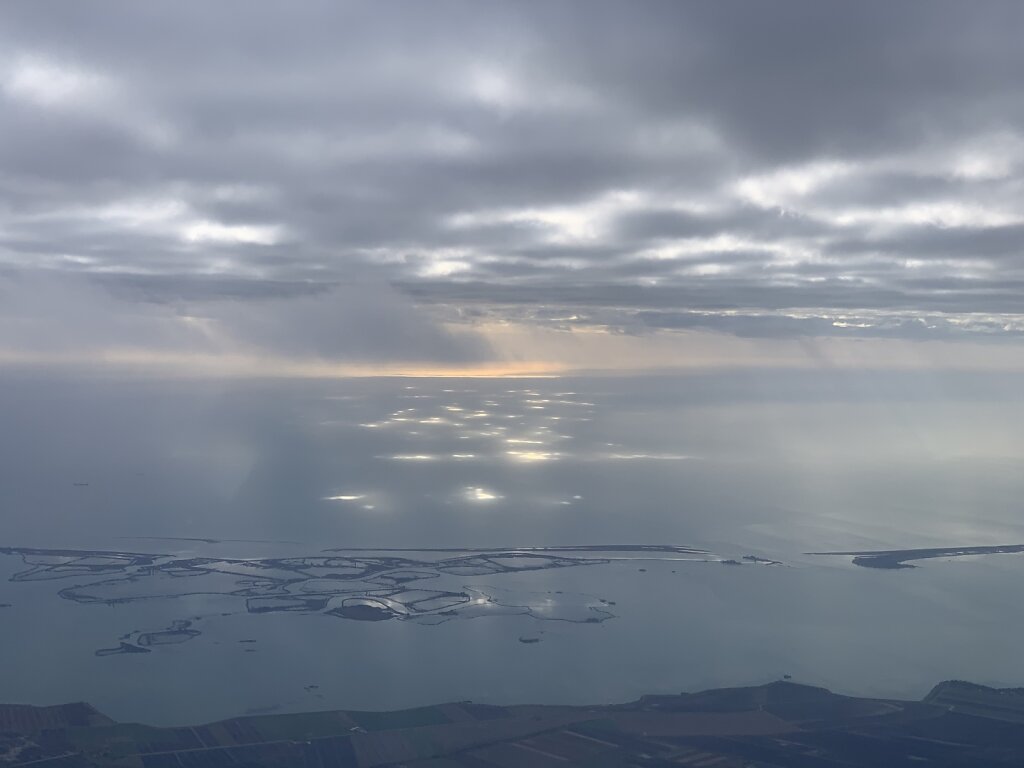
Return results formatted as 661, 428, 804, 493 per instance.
181, 220, 284, 246
3, 2, 1024, 372
2, 55, 112, 107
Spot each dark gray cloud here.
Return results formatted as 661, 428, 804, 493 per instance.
2, 0, 1024, 348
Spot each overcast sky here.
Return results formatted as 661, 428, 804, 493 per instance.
2, 1, 1024, 371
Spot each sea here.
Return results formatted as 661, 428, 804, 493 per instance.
1, 369, 1023, 724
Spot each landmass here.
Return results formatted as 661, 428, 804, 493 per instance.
4, 679, 1024, 766
809, 544, 1024, 569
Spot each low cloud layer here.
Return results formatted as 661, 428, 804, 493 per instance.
0, 271, 487, 369
2, 1, 1024, 352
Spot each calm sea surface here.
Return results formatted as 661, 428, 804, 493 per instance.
2, 371, 1023, 724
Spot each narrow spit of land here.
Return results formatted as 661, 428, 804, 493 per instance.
809, 543, 1024, 569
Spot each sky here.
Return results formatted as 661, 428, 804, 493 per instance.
2, 1, 1024, 375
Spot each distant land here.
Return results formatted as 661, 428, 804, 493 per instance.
810, 544, 1024, 569
4, 680, 1024, 766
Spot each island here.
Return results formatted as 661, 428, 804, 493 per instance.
0, 544, 714, 656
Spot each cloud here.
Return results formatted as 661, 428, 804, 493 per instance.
0, 270, 489, 370
0, 1, 1023, 347
2, 55, 113, 108
0, 270, 201, 355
